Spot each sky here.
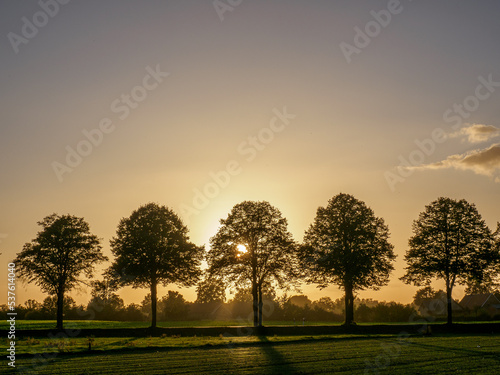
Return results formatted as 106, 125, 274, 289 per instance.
1, 0, 499, 308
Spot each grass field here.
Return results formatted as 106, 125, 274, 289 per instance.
12, 334, 500, 374
4, 319, 481, 330
9, 334, 390, 355
2, 320, 347, 330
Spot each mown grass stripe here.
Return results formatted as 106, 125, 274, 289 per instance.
14, 335, 500, 375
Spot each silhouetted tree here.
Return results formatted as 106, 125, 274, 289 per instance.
14, 214, 106, 329
310, 297, 342, 322
41, 295, 77, 317
141, 294, 152, 317
464, 282, 496, 295
24, 299, 42, 311
121, 303, 145, 321
159, 290, 190, 320
229, 284, 276, 304
299, 193, 396, 325
463, 223, 500, 295
196, 275, 226, 303
355, 303, 372, 322
207, 201, 297, 327
370, 302, 416, 322
90, 278, 120, 302
464, 236, 499, 294
107, 203, 203, 328
313, 297, 336, 313
495, 224, 500, 284
288, 295, 312, 308
401, 198, 499, 325
87, 278, 124, 320
412, 286, 440, 306
230, 289, 253, 303
23, 299, 44, 320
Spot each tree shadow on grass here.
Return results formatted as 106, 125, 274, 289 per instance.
257, 336, 298, 374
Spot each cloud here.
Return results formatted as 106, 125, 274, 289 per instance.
410, 143, 500, 181
450, 124, 500, 143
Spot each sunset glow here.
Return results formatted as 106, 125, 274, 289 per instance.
237, 244, 248, 255
1, 1, 499, 309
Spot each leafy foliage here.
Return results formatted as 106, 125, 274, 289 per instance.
355, 302, 416, 322
15, 214, 105, 294
299, 193, 395, 324
108, 203, 203, 288
412, 286, 445, 306
159, 290, 190, 320
401, 197, 499, 324
87, 279, 125, 320
107, 203, 203, 327
196, 275, 226, 303
207, 201, 297, 326
14, 214, 106, 328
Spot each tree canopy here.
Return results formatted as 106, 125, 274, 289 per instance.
159, 290, 190, 320
196, 274, 226, 303
412, 286, 442, 306
207, 201, 297, 327
401, 197, 499, 324
14, 214, 106, 329
299, 193, 396, 325
87, 278, 124, 320
107, 203, 203, 328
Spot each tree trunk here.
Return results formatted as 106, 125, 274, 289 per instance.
446, 284, 453, 326
258, 283, 263, 327
56, 286, 64, 330
344, 284, 354, 326
151, 280, 157, 329
252, 278, 259, 327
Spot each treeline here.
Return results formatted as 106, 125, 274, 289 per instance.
10, 194, 500, 329
1, 292, 419, 324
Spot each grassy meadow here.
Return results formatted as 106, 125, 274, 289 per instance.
5, 320, 500, 374
11, 333, 500, 374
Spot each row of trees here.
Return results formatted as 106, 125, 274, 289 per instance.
2, 291, 421, 324
14, 194, 500, 329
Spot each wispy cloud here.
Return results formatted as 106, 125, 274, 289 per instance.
450, 124, 500, 144
409, 143, 500, 182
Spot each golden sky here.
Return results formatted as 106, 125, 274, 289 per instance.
1, 0, 499, 307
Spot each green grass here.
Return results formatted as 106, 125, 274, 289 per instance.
2, 320, 349, 330
2, 320, 147, 330
13, 334, 500, 374
9, 334, 377, 355
8, 319, 495, 330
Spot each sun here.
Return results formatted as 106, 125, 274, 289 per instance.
237, 244, 247, 254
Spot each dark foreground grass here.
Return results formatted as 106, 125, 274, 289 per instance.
13, 334, 500, 374
8, 334, 389, 355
